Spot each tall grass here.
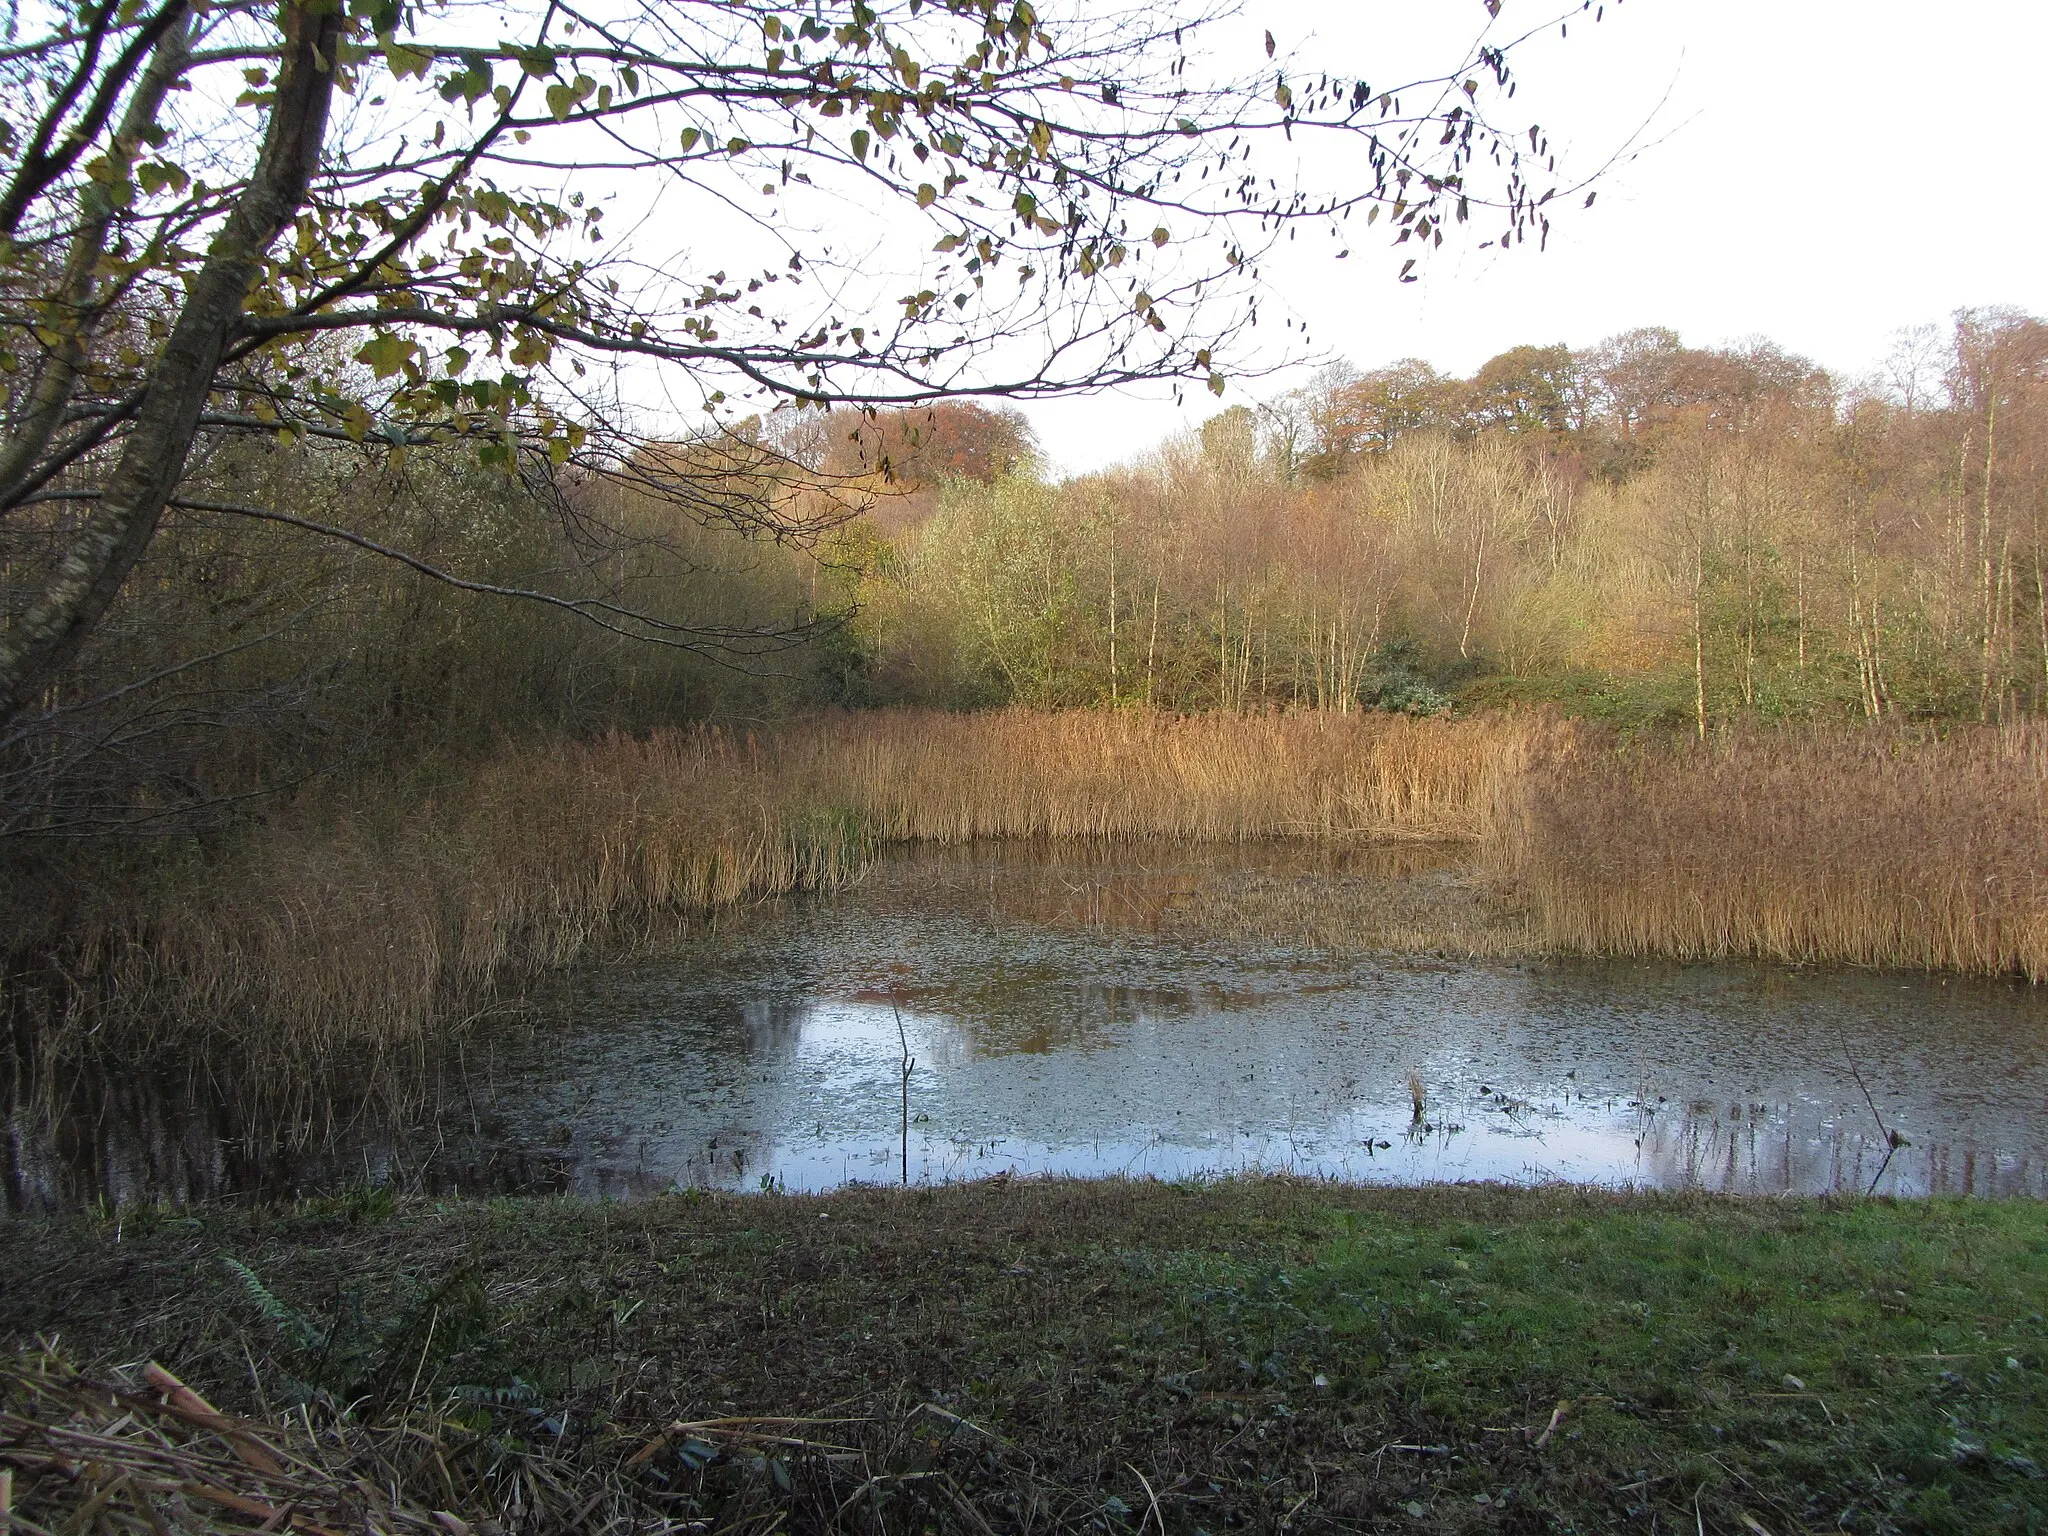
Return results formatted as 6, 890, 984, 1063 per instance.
9, 708, 2047, 1079
1499, 723, 2048, 981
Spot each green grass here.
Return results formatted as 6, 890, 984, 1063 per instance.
5, 1180, 2046, 1533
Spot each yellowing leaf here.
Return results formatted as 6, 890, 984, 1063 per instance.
381, 39, 432, 79
354, 333, 412, 379
340, 401, 376, 441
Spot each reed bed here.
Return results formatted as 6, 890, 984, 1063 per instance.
10, 708, 2048, 1079
1500, 722, 2048, 981
8, 709, 1531, 1070
770, 706, 1535, 843
15, 731, 868, 1067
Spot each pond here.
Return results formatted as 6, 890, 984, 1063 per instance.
9, 842, 2048, 1210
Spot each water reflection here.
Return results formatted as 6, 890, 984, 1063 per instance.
9, 843, 2048, 1209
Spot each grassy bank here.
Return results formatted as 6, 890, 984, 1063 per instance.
5, 1180, 2045, 1534
7, 709, 2046, 1073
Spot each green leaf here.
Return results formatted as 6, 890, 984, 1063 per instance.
381, 39, 432, 79
355, 333, 413, 379
508, 332, 551, 367
136, 161, 189, 197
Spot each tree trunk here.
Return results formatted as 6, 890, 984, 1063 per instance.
0, 0, 340, 728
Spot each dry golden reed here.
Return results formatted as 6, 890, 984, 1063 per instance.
774, 706, 1532, 843
25, 709, 1518, 1064
1499, 723, 2048, 982
15, 708, 2048, 1073
34, 730, 865, 1065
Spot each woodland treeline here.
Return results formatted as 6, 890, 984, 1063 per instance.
866, 309, 2048, 729
6, 310, 2045, 833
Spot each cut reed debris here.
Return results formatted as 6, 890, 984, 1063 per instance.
1, 1350, 530, 1536
8, 1182, 2047, 1533
0, 1344, 1223, 1536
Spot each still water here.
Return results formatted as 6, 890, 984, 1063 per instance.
10, 843, 2048, 1209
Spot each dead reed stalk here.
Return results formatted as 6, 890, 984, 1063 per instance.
0, 1349, 550, 1536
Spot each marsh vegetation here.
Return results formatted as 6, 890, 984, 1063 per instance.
9, 709, 2046, 1096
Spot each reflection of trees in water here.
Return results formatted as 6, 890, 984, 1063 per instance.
16, 1043, 2047, 1209
7, 1065, 374, 1213
1634, 1098, 2041, 1197
741, 999, 811, 1054
4, 1047, 611, 1212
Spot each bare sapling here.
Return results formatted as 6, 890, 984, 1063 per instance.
893, 995, 916, 1188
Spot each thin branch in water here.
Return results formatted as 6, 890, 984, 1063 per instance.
1836, 1024, 1909, 1196
893, 993, 914, 1188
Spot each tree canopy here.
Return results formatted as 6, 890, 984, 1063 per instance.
0, 0, 1602, 737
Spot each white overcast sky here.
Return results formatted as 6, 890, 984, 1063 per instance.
1019, 0, 2048, 475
